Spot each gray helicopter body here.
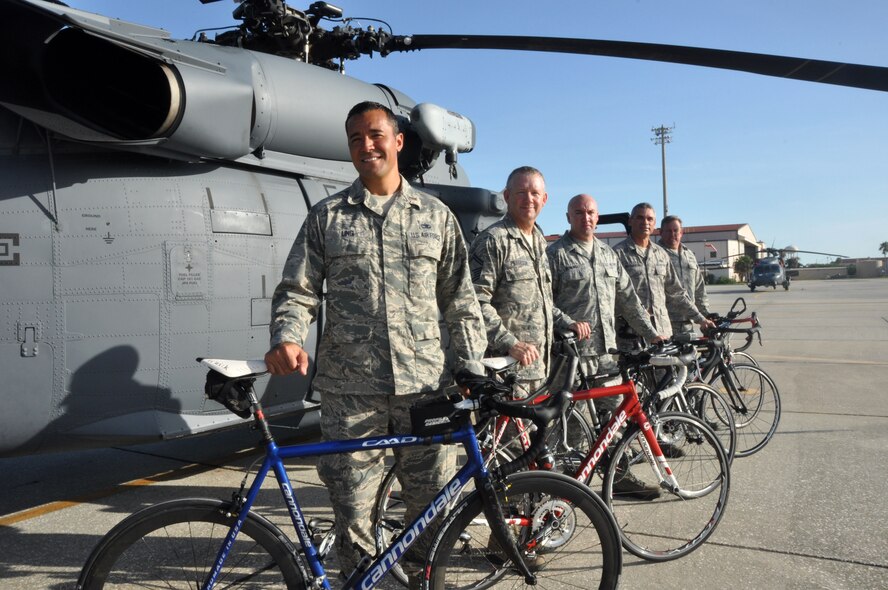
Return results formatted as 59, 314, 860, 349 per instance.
1, 0, 880, 456
0, 0, 502, 456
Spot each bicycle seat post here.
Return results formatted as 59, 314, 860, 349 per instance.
244, 382, 276, 446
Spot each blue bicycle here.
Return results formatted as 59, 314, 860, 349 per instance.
77, 357, 621, 590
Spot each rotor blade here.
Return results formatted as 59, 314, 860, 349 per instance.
784, 249, 847, 257
388, 35, 888, 92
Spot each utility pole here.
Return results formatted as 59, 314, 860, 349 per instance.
651, 124, 674, 217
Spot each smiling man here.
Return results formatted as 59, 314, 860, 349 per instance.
265, 101, 486, 585
469, 166, 589, 396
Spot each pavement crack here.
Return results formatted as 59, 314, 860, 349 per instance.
704, 539, 888, 570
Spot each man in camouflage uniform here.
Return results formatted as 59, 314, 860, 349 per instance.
265, 102, 486, 584
659, 215, 712, 335
548, 194, 665, 499
547, 194, 664, 388
613, 203, 714, 349
469, 166, 589, 396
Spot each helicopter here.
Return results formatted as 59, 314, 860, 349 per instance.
1, 0, 885, 457
746, 246, 846, 291
719, 246, 846, 291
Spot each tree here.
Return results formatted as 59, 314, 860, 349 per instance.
733, 255, 754, 282
879, 241, 888, 256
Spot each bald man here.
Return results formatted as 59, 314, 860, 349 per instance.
547, 194, 662, 388
547, 194, 664, 499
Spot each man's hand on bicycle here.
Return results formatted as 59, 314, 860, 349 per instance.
509, 341, 540, 367
264, 342, 310, 376
569, 321, 591, 340
696, 317, 716, 332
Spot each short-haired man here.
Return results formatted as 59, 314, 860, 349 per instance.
548, 194, 665, 499
613, 203, 714, 347
265, 101, 486, 584
469, 166, 590, 396
659, 215, 712, 335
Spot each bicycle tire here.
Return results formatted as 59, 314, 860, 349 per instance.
660, 382, 737, 464
731, 350, 759, 366
602, 412, 730, 562
423, 471, 621, 590
709, 363, 781, 456
374, 442, 519, 588
77, 498, 304, 589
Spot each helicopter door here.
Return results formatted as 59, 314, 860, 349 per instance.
0, 320, 54, 454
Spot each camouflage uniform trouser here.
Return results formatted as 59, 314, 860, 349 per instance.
316, 389, 453, 581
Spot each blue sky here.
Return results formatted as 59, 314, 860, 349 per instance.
70, 1, 887, 260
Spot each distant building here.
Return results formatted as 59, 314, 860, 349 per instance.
546, 223, 761, 281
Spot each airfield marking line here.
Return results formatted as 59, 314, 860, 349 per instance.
0, 467, 210, 527
0, 431, 321, 527
756, 354, 888, 366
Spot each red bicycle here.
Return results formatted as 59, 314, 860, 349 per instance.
377, 340, 731, 568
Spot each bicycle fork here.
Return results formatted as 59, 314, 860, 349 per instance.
634, 414, 682, 495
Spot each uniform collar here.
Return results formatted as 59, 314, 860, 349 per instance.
628, 239, 651, 256
503, 214, 541, 240
657, 238, 688, 255
564, 231, 598, 254
346, 176, 422, 209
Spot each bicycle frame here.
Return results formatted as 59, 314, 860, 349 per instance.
691, 338, 756, 418
487, 377, 682, 496
206, 420, 490, 590
571, 380, 681, 493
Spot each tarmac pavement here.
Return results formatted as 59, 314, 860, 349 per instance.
2, 279, 887, 589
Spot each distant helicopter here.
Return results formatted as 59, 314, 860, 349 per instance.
1, 0, 884, 457
729, 246, 846, 291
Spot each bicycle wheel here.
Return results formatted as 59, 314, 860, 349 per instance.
661, 383, 737, 463
602, 412, 730, 562
710, 363, 781, 456
375, 443, 518, 587
424, 471, 621, 590
731, 350, 759, 366
77, 498, 304, 589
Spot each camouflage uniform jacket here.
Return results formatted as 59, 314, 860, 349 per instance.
613, 238, 705, 338
469, 215, 573, 382
547, 233, 658, 356
270, 177, 486, 395
660, 241, 711, 323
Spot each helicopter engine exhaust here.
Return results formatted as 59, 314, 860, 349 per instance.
2, 2, 476, 173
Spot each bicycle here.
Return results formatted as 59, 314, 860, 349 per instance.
77, 358, 622, 590
708, 296, 763, 367
380, 343, 731, 564
691, 303, 781, 457
374, 352, 594, 586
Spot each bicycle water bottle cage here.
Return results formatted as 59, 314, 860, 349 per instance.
205, 370, 253, 419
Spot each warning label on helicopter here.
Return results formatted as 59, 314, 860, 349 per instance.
0, 233, 20, 266
168, 243, 207, 300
